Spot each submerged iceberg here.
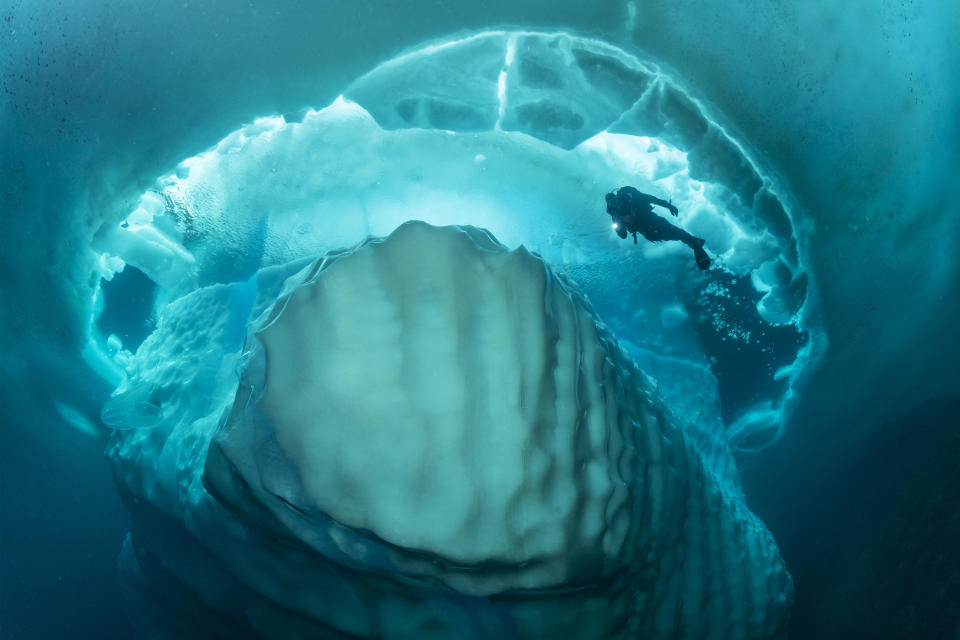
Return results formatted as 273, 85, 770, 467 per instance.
85, 31, 813, 638
107, 222, 790, 639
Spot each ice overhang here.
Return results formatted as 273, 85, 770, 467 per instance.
87, 30, 824, 452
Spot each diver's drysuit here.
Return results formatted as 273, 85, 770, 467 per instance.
606, 186, 711, 270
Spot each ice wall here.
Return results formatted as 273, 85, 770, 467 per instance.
107, 222, 791, 638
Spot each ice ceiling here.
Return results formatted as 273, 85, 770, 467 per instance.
90, 31, 820, 451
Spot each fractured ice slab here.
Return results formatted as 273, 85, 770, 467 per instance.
499, 34, 654, 149
347, 31, 657, 149
344, 34, 505, 131
107, 222, 792, 639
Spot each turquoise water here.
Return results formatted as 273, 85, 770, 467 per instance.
2, 2, 959, 638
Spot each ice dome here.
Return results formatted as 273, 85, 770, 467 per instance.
2, 2, 959, 639
91, 31, 819, 451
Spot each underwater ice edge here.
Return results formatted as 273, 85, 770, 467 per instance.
2, 1, 959, 638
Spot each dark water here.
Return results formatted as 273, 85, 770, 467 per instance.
97, 266, 157, 352
742, 393, 960, 639
0, 396, 132, 639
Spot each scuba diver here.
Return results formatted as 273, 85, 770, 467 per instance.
605, 186, 711, 270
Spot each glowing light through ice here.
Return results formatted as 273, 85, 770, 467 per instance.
92, 31, 824, 454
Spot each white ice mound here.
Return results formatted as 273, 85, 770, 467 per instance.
255, 222, 637, 581
107, 222, 792, 639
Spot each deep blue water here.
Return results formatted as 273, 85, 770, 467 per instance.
0, 395, 132, 639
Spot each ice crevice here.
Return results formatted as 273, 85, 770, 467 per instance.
495, 34, 517, 129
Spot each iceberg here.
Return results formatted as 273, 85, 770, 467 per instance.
108, 222, 791, 638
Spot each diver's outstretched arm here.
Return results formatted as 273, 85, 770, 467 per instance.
647, 196, 679, 216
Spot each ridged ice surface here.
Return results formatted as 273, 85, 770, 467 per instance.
107, 222, 791, 639
257, 223, 639, 586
